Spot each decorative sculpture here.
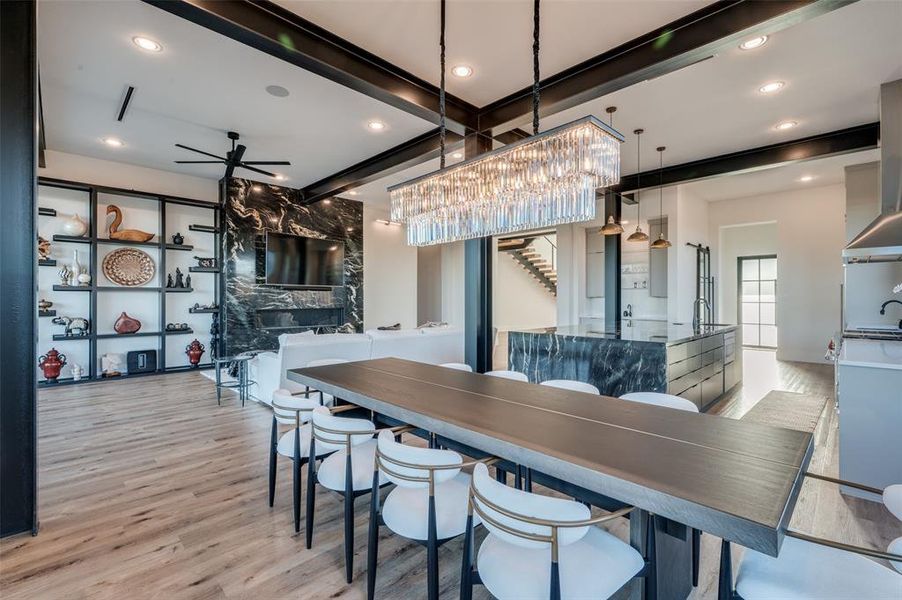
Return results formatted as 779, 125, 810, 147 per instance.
166, 274, 174, 288
58, 265, 71, 286
70, 363, 83, 382
39, 348, 67, 382
172, 232, 184, 245
52, 316, 91, 336
185, 274, 192, 289
193, 256, 216, 268
106, 205, 154, 242
174, 268, 185, 289
38, 298, 53, 311
77, 268, 92, 286
37, 236, 51, 260
101, 353, 124, 378
185, 339, 205, 367
113, 312, 141, 334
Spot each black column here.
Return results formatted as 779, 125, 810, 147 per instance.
1, 0, 38, 538
603, 190, 621, 331
464, 133, 493, 372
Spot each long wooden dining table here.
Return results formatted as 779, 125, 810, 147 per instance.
288, 357, 814, 599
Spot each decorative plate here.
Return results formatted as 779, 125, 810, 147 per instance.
102, 248, 155, 286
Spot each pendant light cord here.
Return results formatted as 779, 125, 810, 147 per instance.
532, 0, 540, 135
636, 131, 641, 215
439, 0, 447, 169
658, 148, 664, 219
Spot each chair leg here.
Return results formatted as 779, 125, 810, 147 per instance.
495, 467, 507, 484
549, 561, 561, 600
459, 513, 474, 600
293, 427, 302, 533
645, 512, 657, 600
343, 452, 354, 583
427, 495, 439, 600
215, 366, 222, 405
268, 417, 277, 507
515, 465, 523, 490
692, 528, 701, 587
718, 539, 733, 600
524, 468, 533, 493
366, 471, 381, 600
306, 439, 316, 549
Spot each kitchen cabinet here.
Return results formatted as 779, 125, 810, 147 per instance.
667, 331, 729, 410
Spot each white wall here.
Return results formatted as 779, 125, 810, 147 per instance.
494, 250, 557, 331
844, 162, 880, 242
41, 150, 218, 202
708, 184, 845, 363
441, 241, 465, 327
417, 245, 443, 324
363, 206, 418, 330
671, 186, 710, 324
717, 222, 778, 325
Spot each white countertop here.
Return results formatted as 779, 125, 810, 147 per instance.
839, 339, 902, 371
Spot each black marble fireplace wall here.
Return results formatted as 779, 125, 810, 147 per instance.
222, 178, 363, 355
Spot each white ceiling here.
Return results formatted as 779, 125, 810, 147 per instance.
273, 0, 709, 106
39, 0, 435, 187
511, 0, 902, 173
682, 148, 879, 202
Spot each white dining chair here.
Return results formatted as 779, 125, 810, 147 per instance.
307, 405, 401, 583
485, 369, 529, 382
439, 362, 473, 372
366, 431, 494, 600
620, 391, 698, 413
541, 379, 600, 395
883, 484, 902, 573
268, 388, 333, 533
460, 463, 645, 600
303, 357, 348, 405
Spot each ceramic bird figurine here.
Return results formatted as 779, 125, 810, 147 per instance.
106, 205, 154, 242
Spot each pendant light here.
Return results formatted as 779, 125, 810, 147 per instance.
600, 106, 624, 236
627, 128, 649, 242
650, 145, 672, 249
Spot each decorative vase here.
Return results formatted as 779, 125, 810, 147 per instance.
61, 214, 88, 237
114, 312, 141, 334
70, 250, 81, 286
71, 363, 83, 382
38, 348, 67, 382
185, 339, 205, 367
77, 270, 91, 286
172, 232, 184, 245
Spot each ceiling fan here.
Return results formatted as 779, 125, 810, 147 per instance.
174, 131, 290, 179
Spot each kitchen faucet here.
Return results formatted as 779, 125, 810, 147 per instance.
879, 299, 902, 328
692, 297, 711, 331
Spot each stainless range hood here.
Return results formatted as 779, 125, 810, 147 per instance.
844, 80, 902, 263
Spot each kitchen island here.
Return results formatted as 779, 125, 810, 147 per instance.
509, 319, 741, 411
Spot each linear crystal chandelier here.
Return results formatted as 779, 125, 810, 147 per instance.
388, 0, 624, 246
390, 117, 623, 245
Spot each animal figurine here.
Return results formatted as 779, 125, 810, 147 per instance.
106, 205, 154, 242
194, 256, 216, 268
52, 315, 91, 336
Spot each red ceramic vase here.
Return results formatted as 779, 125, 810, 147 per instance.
185, 339, 205, 367
114, 312, 141, 334
39, 348, 67, 382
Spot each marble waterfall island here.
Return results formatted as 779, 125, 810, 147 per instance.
509, 319, 741, 411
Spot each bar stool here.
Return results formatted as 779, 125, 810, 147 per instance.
485, 369, 529, 382
541, 379, 600, 394
440, 362, 472, 372
303, 357, 348, 405
621, 390, 701, 586
460, 463, 645, 600
269, 388, 332, 533
307, 405, 404, 583
366, 431, 495, 600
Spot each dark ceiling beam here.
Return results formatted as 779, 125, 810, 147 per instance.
611, 122, 879, 193
143, 0, 480, 133
301, 128, 463, 204
492, 128, 531, 145
478, 0, 856, 131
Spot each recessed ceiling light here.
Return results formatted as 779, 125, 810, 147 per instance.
739, 36, 768, 51
273, 174, 286, 181
799, 175, 814, 182
451, 152, 463, 159
758, 81, 784, 94
323, 199, 332, 204
265, 85, 289, 98
252, 185, 263, 192
132, 36, 162, 53
451, 65, 473, 78
346, 227, 354, 232
367, 120, 386, 131
102, 137, 123, 147
348, 190, 359, 196
774, 120, 797, 131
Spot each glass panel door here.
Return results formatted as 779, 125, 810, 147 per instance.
738, 255, 777, 348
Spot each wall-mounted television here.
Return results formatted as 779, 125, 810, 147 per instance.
264, 231, 345, 287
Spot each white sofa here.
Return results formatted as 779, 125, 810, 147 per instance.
251, 327, 464, 405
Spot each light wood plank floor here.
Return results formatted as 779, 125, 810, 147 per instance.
1, 352, 899, 599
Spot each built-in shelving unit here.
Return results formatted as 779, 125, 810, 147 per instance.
37, 177, 222, 387
38, 259, 57, 267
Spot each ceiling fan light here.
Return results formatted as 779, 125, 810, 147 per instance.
627, 226, 649, 242
600, 214, 624, 235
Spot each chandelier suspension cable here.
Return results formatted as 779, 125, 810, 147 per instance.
532, 0, 540, 135
439, 0, 447, 168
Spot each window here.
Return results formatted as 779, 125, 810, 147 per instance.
738, 255, 777, 348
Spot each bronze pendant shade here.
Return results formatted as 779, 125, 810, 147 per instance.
601, 214, 624, 235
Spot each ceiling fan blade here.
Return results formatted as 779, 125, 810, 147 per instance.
174, 143, 226, 161
238, 164, 277, 177
174, 160, 225, 164
242, 161, 292, 165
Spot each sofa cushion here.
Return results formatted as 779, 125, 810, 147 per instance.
277, 330, 315, 347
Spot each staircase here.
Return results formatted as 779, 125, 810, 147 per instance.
498, 236, 557, 296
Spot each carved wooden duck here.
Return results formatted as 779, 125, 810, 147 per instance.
106, 205, 154, 242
